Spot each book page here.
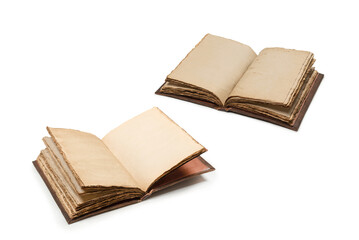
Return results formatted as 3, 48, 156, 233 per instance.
43, 136, 85, 194
37, 150, 144, 219
167, 34, 257, 105
102, 107, 206, 192
47, 127, 139, 189
160, 81, 221, 105
228, 70, 318, 124
228, 48, 313, 106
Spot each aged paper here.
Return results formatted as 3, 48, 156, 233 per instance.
167, 34, 257, 105
102, 107, 206, 191
37, 150, 143, 218
228, 70, 318, 123
47, 127, 139, 188
228, 48, 313, 106
161, 81, 221, 105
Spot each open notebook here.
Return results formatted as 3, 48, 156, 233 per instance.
33, 107, 214, 223
156, 34, 324, 130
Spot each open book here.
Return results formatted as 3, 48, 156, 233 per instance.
33, 107, 214, 223
156, 34, 324, 130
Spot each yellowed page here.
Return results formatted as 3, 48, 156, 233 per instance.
47, 127, 139, 188
102, 107, 206, 192
167, 34, 257, 105
228, 70, 318, 124
228, 48, 313, 107
36, 154, 76, 217
43, 137, 85, 194
37, 150, 144, 218
160, 81, 221, 105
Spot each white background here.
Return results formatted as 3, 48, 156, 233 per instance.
1, 0, 358, 239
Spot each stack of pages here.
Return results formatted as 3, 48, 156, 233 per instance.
34, 108, 214, 223
157, 34, 323, 130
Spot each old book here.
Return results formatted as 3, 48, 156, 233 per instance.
33, 107, 214, 224
156, 34, 324, 130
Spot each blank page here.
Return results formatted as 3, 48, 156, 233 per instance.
47, 127, 138, 188
229, 48, 313, 106
167, 34, 257, 105
102, 107, 206, 192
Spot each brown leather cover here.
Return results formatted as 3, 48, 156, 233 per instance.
33, 156, 214, 224
155, 73, 324, 131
